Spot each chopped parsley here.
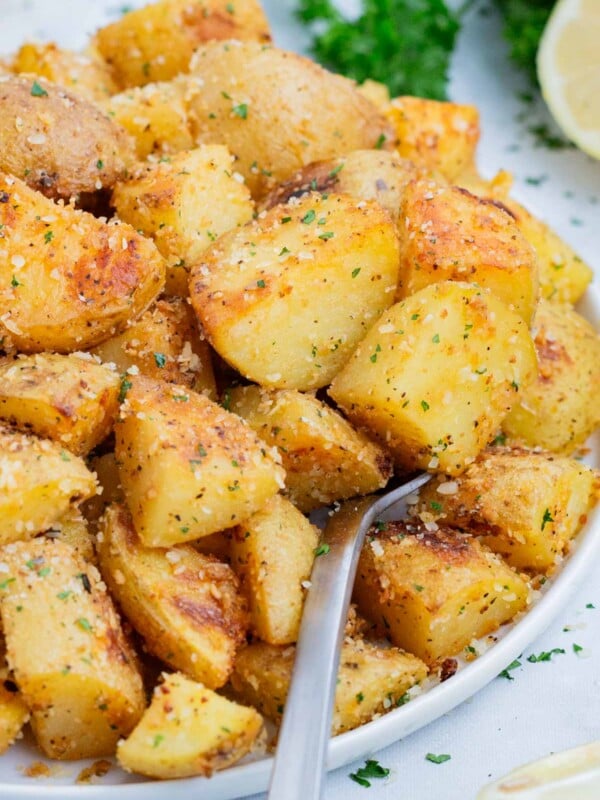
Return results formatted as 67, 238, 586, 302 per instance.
314, 543, 330, 556
232, 103, 248, 119
30, 80, 48, 97
527, 648, 565, 663
76, 617, 93, 633
498, 658, 522, 680
44, 230, 53, 244
541, 508, 553, 530
573, 643, 583, 655
425, 753, 451, 764
118, 376, 132, 403
301, 209, 316, 224
154, 352, 167, 368
351, 267, 361, 278
349, 759, 390, 787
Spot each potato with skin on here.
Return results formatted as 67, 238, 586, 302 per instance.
95, 0, 271, 89
396, 180, 539, 324
353, 520, 529, 665
415, 448, 599, 571
229, 495, 318, 644
98, 504, 247, 689
329, 282, 538, 476
231, 637, 427, 734
117, 672, 263, 779
261, 149, 424, 218
190, 192, 400, 391
384, 96, 480, 181
104, 77, 195, 159
0, 353, 120, 455
112, 145, 255, 297
503, 299, 600, 454
187, 42, 395, 197
115, 376, 284, 547
0, 75, 132, 200
229, 386, 392, 512
12, 42, 118, 102
0, 538, 145, 759
0, 427, 97, 546
0, 174, 165, 353
91, 298, 216, 398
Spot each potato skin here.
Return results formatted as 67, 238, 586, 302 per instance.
0, 173, 165, 353
0, 75, 132, 199
190, 192, 400, 391
187, 42, 395, 196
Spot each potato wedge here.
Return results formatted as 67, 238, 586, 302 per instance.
353, 520, 529, 664
190, 193, 400, 390
229, 386, 392, 511
0, 353, 119, 455
0, 538, 145, 759
117, 672, 263, 779
329, 282, 538, 476
384, 96, 480, 181
12, 42, 118, 102
415, 448, 599, 571
0, 173, 165, 353
187, 42, 395, 196
91, 297, 216, 397
231, 638, 427, 734
98, 504, 247, 688
503, 299, 600, 454
115, 376, 284, 546
0, 427, 97, 546
396, 180, 539, 324
0, 75, 132, 199
112, 145, 254, 296
230, 495, 318, 644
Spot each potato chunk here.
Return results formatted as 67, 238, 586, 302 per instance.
0, 353, 119, 455
117, 672, 263, 779
0, 174, 165, 353
91, 298, 216, 398
329, 282, 537, 476
415, 448, 599, 571
112, 145, 254, 296
0, 648, 29, 755
0, 428, 97, 546
190, 193, 400, 391
43, 509, 97, 565
0, 76, 132, 200
115, 376, 284, 546
503, 299, 600, 454
95, 0, 271, 89
187, 42, 395, 196
229, 386, 392, 511
98, 504, 247, 688
230, 495, 318, 644
353, 521, 529, 664
0, 539, 145, 759
12, 42, 118, 102
231, 638, 427, 734
396, 180, 539, 323
384, 96, 480, 181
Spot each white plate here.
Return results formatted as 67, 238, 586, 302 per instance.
0, 1, 599, 797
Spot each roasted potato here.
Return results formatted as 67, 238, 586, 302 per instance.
43, 509, 97, 565
384, 96, 480, 181
82, 452, 124, 529
98, 504, 247, 689
12, 42, 118, 102
190, 192, 400, 391
0, 353, 119, 455
0, 538, 145, 759
91, 297, 216, 397
0, 75, 132, 200
503, 299, 600, 454
329, 282, 538, 476
112, 145, 254, 296
117, 672, 263, 779
0, 173, 165, 353
231, 637, 427, 734
0, 645, 29, 756
353, 520, 529, 664
187, 42, 395, 196
396, 180, 539, 324
229, 386, 392, 511
415, 448, 599, 571
0, 427, 97, 546
115, 376, 284, 546
230, 494, 318, 644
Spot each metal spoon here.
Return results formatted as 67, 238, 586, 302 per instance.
267, 472, 431, 800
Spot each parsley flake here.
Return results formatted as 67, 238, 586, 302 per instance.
348, 759, 390, 788
154, 352, 167, 368
426, 753, 451, 764
30, 80, 48, 97
314, 543, 330, 556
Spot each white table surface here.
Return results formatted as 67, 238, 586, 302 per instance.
1, 1, 600, 798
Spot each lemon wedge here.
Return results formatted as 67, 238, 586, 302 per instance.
537, 0, 600, 159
